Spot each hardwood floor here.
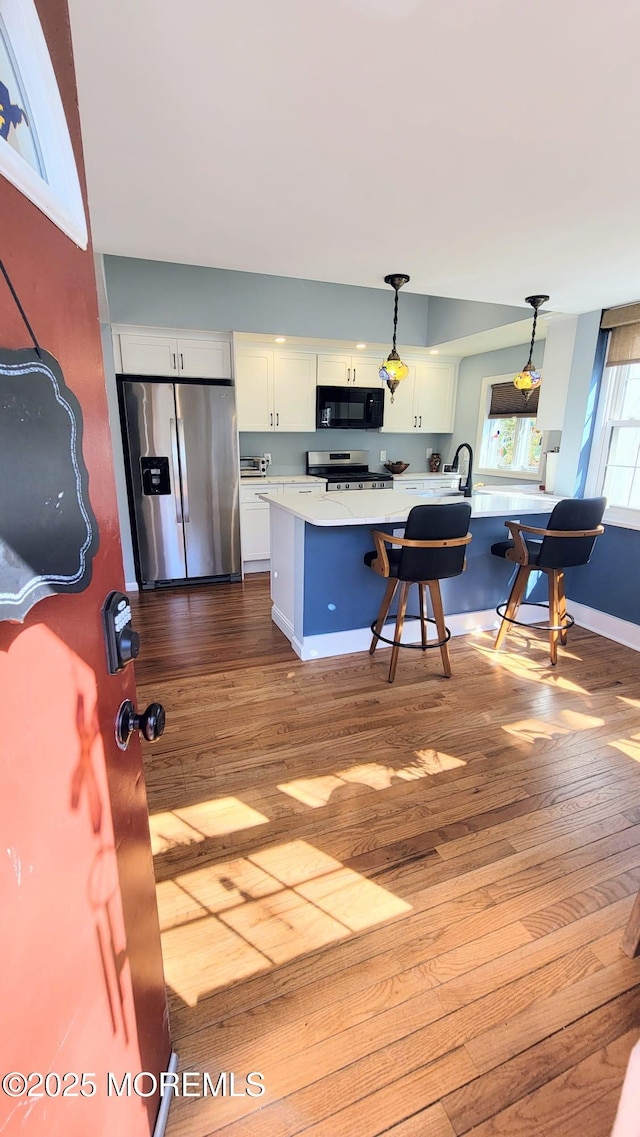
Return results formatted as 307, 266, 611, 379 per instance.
131, 575, 640, 1137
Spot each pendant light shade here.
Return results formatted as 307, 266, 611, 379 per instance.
380, 274, 410, 402
513, 294, 549, 400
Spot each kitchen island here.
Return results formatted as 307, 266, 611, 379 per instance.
265, 488, 560, 660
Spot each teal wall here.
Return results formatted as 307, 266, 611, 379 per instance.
447, 341, 546, 483
103, 256, 430, 345
240, 430, 451, 476
426, 296, 532, 346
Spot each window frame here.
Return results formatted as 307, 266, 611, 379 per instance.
585, 362, 640, 527
475, 374, 543, 481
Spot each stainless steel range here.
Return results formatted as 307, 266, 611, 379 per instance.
307, 450, 393, 491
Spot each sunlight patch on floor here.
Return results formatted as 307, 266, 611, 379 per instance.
502, 707, 604, 744
470, 639, 588, 694
610, 734, 640, 763
616, 696, 640, 709
149, 797, 269, 853
277, 751, 466, 808
157, 839, 411, 1005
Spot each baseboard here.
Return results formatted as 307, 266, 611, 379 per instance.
291, 605, 543, 661
243, 560, 270, 575
125, 580, 139, 592
569, 600, 640, 653
152, 1051, 179, 1137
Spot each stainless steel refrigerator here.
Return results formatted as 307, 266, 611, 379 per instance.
120, 378, 241, 587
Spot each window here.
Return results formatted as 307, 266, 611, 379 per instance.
587, 362, 640, 520
476, 374, 543, 479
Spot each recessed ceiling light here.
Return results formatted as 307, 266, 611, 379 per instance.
275, 336, 286, 343
355, 342, 367, 349
429, 349, 439, 354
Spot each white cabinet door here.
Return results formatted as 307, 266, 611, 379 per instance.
380, 363, 418, 432
235, 348, 274, 431
414, 363, 457, 433
317, 354, 352, 386
240, 503, 271, 560
274, 353, 316, 431
177, 337, 231, 379
351, 357, 382, 387
119, 334, 178, 376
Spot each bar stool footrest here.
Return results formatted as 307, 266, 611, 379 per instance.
496, 599, 575, 634
370, 614, 451, 652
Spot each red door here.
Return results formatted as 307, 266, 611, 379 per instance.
0, 3, 170, 1135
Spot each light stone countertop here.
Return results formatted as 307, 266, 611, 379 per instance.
261, 488, 562, 527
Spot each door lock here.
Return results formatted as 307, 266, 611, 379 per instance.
116, 700, 166, 749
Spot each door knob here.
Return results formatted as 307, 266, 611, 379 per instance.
116, 699, 166, 749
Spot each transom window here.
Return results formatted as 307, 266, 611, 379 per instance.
476, 374, 543, 479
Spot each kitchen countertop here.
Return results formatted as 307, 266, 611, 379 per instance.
261, 488, 562, 526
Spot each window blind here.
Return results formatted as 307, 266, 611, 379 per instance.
488, 381, 539, 418
601, 303, 640, 366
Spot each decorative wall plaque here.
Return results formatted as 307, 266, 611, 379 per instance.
0, 346, 98, 621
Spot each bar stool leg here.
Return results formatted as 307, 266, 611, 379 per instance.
557, 570, 568, 645
370, 579, 398, 655
388, 581, 410, 683
427, 580, 451, 678
548, 569, 560, 666
419, 582, 428, 650
494, 565, 531, 651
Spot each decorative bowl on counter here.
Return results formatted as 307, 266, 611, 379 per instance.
384, 461, 410, 474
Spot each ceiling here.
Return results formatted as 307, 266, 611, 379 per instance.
68, 0, 640, 314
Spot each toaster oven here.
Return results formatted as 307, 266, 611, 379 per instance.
240, 455, 269, 476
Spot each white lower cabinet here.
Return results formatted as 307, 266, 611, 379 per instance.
240, 481, 325, 569
393, 476, 461, 495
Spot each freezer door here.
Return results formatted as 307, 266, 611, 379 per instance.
121, 381, 187, 583
175, 384, 241, 578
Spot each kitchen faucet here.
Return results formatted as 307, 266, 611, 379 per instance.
452, 443, 474, 498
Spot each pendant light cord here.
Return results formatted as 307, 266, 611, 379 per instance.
526, 303, 539, 368
392, 287, 399, 353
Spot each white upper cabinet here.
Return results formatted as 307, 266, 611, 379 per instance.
117, 332, 231, 378
119, 334, 178, 376
176, 337, 231, 379
414, 362, 457, 432
273, 353, 317, 431
236, 347, 316, 432
380, 361, 457, 433
379, 362, 419, 432
235, 347, 273, 430
317, 353, 383, 387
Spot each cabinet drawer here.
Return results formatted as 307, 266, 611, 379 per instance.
284, 484, 326, 497
239, 484, 282, 504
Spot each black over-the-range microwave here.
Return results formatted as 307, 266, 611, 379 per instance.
316, 385, 384, 430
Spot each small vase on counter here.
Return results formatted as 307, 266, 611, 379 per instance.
429, 453, 441, 472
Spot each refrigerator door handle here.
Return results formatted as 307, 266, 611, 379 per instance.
177, 417, 191, 523
170, 418, 183, 524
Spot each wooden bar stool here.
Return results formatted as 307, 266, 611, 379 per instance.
364, 502, 472, 683
491, 497, 606, 665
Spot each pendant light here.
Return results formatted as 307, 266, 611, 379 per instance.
379, 273, 410, 402
513, 294, 549, 400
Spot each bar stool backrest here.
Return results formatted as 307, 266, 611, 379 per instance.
537, 497, 606, 569
400, 502, 472, 581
